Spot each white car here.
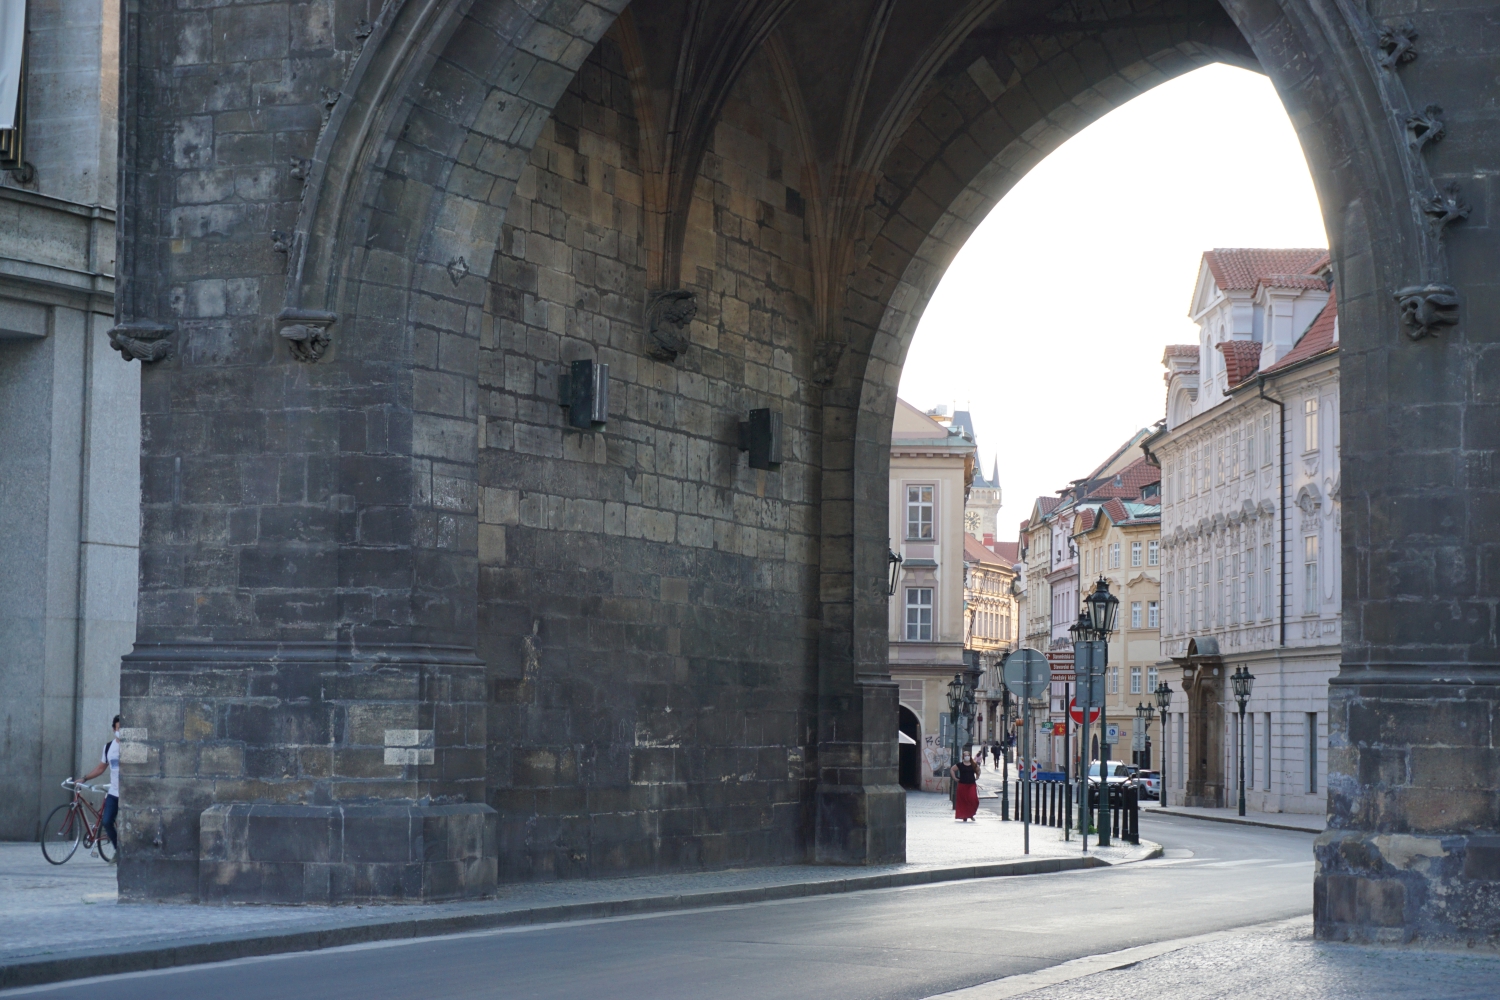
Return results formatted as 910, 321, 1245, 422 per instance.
1136, 770, 1161, 799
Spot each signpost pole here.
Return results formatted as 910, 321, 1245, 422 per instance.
1003, 648, 1050, 858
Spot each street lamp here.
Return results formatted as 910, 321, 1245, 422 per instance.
947, 674, 964, 804
1154, 682, 1173, 809
1133, 701, 1152, 770
1084, 578, 1119, 846
1231, 665, 1255, 816
887, 545, 903, 596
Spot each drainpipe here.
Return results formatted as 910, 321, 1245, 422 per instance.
1258, 379, 1287, 648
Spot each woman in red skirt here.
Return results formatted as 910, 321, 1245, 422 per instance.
951, 749, 980, 821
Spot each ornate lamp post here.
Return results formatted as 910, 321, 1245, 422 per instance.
1231, 666, 1255, 816
1084, 578, 1119, 845
946, 674, 964, 805
1068, 612, 1093, 845
887, 544, 903, 596
1154, 682, 1173, 808
1133, 701, 1152, 770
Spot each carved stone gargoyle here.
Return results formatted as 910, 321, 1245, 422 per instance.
645, 289, 697, 362
277, 308, 337, 362
1405, 105, 1445, 154
1393, 283, 1459, 340
1377, 20, 1418, 70
1421, 181, 1470, 237
108, 321, 173, 363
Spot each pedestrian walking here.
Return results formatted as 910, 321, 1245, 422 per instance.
951, 749, 980, 821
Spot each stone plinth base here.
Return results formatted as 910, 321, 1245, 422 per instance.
815, 783, 907, 864
1315, 829, 1500, 947
198, 803, 497, 904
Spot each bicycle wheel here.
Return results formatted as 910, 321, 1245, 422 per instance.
96, 827, 117, 864
40, 804, 80, 864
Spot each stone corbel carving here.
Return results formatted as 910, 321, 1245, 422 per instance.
1377, 20, 1418, 70
277, 308, 337, 363
812, 341, 846, 387
1404, 105, 1444, 153
1421, 181, 1470, 237
1394, 283, 1460, 340
109, 321, 173, 363
645, 289, 697, 362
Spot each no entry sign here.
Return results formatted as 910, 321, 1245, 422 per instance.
1068, 697, 1100, 725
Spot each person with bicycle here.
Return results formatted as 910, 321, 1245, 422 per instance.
75, 715, 121, 857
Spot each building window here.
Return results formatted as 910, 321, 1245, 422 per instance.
1109, 667, 1119, 694
1264, 713, 1273, 791
1110, 543, 1121, 568
1248, 713, 1256, 789
1148, 601, 1159, 628
1130, 541, 1141, 567
905, 587, 932, 641
1246, 421, 1255, 469
1304, 535, 1319, 614
1147, 665, 1158, 693
1262, 413, 1274, 464
1148, 540, 1159, 566
1131, 602, 1142, 628
1307, 713, 1319, 794
1130, 666, 1141, 694
1263, 543, 1274, 620
1304, 398, 1320, 453
906, 485, 933, 539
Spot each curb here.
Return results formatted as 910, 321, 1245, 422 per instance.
1150, 807, 1323, 835
0, 856, 1111, 990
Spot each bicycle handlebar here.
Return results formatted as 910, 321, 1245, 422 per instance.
60, 779, 104, 794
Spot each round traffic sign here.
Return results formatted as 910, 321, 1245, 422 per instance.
1003, 647, 1050, 699
1068, 697, 1100, 725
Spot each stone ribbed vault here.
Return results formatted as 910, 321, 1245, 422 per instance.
113, 0, 1500, 945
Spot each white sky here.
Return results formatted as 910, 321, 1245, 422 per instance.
897, 63, 1327, 540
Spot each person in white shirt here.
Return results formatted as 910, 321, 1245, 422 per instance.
77, 715, 121, 858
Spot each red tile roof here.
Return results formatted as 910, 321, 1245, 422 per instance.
1262, 295, 1337, 375
1257, 273, 1328, 292
1074, 508, 1097, 532
1203, 249, 1327, 291
1082, 456, 1161, 500
1101, 498, 1129, 525
988, 540, 1019, 563
1163, 344, 1198, 360
965, 534, 1014, 567
1218, 340, 1263, 387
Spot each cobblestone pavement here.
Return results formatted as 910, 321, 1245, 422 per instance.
0, 792, 1151, 970
973, 916, 1500, 1000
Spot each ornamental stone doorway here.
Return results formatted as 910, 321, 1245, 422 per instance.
114, 0, 1498, 946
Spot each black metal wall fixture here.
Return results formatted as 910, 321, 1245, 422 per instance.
738, 408, 783, 470
559, 359, 609, 430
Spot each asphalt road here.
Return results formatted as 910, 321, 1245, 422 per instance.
5, 814, 1316, 1000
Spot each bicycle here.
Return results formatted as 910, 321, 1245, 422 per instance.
40, 779, 116, 865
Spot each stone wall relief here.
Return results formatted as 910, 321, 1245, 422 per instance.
644, 289, 697, 362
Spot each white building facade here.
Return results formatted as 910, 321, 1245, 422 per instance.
1, 0, 140, 840
1147, 249, 1339, 815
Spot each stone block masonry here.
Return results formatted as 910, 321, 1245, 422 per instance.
105, 0, 1500, 944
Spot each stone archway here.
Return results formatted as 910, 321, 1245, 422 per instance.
112, 0, 1496, 945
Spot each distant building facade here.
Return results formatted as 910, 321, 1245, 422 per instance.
889, 400, 975, 792
964, 535, 1017, 744
1, 2, 138, 840
1146, 249, 1339, 815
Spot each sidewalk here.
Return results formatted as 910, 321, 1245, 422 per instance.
927, 915, 1500, 999
1150, 803, 1324, 833
0, 792, 1157, 990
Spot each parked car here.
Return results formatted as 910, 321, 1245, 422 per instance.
1085, 761, 1136, 806
1136, 770, 1161, 800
